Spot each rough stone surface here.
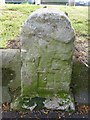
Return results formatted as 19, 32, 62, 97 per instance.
1, 86, 11, 103
71, 60, 88, 105
20, 8, 75, 110
0, 49, 21, 103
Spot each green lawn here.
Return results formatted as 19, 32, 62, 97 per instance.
0, 4, 89, 47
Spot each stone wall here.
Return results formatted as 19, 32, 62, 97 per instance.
0, 49, 21, 103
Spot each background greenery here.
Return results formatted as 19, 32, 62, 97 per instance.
0, 4, 89, 47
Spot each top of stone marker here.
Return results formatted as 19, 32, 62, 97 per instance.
21, 8, 75, 49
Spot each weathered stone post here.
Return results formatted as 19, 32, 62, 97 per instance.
19, 8, 75, 110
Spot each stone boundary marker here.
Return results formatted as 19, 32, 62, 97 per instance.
19, 8, 75, 110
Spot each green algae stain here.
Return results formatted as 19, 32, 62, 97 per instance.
22, 40, 73, 97
2, 68, 15, 86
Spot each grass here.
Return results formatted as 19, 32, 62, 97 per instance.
0, 4, 89, 47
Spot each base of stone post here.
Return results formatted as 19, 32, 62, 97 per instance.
11, 92, 75, 111
12, 8, 75, 112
